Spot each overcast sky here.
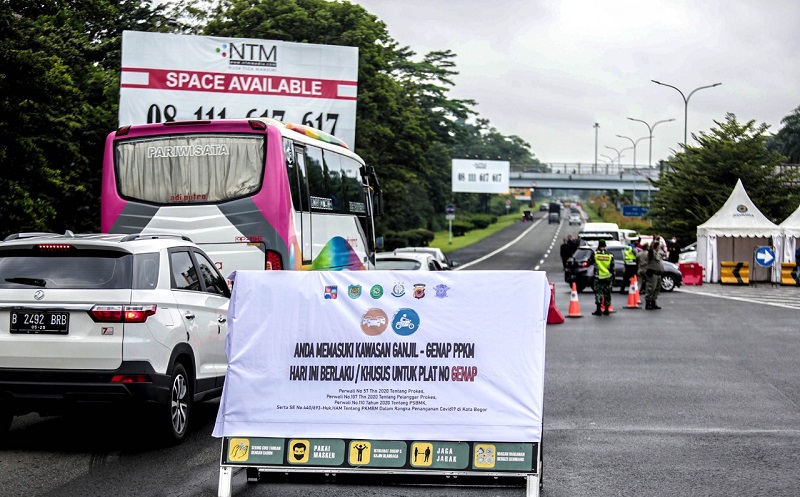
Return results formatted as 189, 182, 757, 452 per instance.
346, 0, 799, 167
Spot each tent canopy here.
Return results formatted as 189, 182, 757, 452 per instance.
697, 179, 780, 238
779, 202, 800, 263
779, 203, 800, 238
696, 179, 781, 282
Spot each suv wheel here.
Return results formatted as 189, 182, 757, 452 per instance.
164, 363, 192, 442
660, 274, 676, 292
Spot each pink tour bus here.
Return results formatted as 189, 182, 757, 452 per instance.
101, 119, 381, 276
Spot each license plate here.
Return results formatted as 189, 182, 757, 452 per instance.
10, 311, 69, 334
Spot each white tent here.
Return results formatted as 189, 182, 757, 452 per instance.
779, 203, 800, 265
696, 179, 782, 283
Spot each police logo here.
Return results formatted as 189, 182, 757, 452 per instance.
413, 284, 426, 299
391, 282, 406, 297
434, 284, 450, 298
348, 285, 362, 299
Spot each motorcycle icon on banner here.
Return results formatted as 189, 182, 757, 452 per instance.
392, 308, 420, 336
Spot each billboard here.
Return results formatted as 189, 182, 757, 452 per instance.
452, 159, 510, 194
119, 31, 359, 147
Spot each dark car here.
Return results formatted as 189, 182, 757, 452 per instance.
565, 245, 682, 293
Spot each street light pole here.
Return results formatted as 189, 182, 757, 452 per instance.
651, 80, 722, 146
616, 135, 649, 205
627, 117, 675, 168
604, 146, 621, 174
600, 154, 614, 174
593, 122, 600, 174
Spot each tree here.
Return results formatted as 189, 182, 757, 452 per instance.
0, 1, 172, 237
650, 113, 800, 243
769, 104, 800, 164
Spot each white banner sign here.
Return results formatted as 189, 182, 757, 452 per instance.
119, 31, 359, 147
213, 270, 548, 443
452, 159, 510, 194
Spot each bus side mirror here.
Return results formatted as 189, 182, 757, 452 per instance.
375, 236, 384, 250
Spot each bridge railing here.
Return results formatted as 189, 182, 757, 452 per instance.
513, 163, 660, 179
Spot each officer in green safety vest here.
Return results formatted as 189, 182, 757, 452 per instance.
592, 239, 615, 316
621, 244, 638, 294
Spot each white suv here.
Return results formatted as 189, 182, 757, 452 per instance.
0, 232, 229, 443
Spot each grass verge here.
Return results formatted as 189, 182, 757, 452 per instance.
429, 211, 525, 253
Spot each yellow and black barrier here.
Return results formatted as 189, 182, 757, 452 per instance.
780, 262, 799, 286
720, 261, 749, 285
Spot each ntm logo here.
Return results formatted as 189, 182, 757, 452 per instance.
229, 42, 277, 68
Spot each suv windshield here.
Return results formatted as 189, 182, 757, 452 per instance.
0, 249, 133, 289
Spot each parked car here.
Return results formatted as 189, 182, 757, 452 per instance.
393, 247, 458, 270
0, 232, 230, 443
375, 252, 444, 271
619, 229, 640, 245
565, 244, 682, 293
678, 241, 698, 263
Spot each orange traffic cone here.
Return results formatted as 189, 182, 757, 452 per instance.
604, 301, 615, 314
625, 276, 640, 309
566, 282, 583, 318
547, 282, 565, 324
635, 276, 642, 307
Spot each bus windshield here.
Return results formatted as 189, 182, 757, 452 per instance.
115, 134, 265, 204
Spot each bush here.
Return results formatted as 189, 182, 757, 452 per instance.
464, 214, 496, 229
380, 229, 435, 250
451, 221, 472, 237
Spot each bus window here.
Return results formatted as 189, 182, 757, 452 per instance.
322, 150, 343, 213
305, 146, 335, 212
340, 155, 365, 214
284, 139, 308, 212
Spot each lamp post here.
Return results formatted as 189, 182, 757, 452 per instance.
627, 117, 675, 168
604, 146, 623, 174
616, 135, 649, 205
593, 122, 600, 174
651, 80, 721, 146
600, 154, 614, 174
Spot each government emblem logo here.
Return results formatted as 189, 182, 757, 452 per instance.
391, 282, 406, 297
413, 284, 425, 299
324, 285, 338, 299
348, 285, 362, 299
434, 284, 450, 298
370, 285, 384, 299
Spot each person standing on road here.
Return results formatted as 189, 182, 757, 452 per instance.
667, 236, 680, 263
621, 244, 638, 294
560, 237, 572, 269
646, 236, 665, 310
592, 239, 614, 316
637, 243, 649, 296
